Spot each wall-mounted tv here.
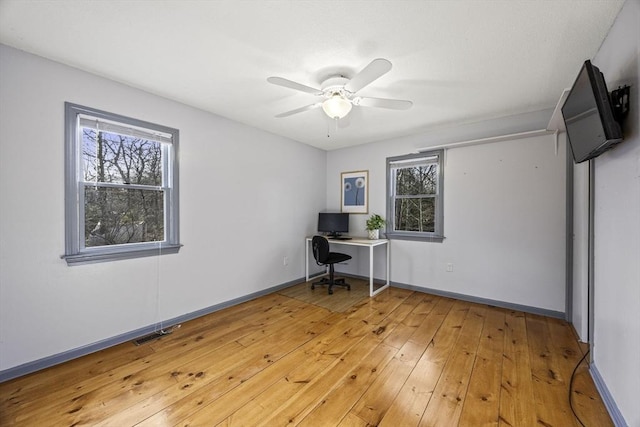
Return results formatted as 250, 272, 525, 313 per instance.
561, 60, 623, 163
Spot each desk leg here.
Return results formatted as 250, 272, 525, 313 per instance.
370, 241, 390, 297
305, 239, 309, 282
386, 241, 390, 286
369, 245, 374, 296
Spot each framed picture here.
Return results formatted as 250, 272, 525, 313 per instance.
341, 170, 368, 214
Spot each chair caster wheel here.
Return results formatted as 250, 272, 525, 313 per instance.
311, 285, 315, 290
328, 289, 333, 295
347, 286, 351, 291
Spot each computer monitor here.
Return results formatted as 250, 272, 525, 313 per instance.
317, 212, 349, 237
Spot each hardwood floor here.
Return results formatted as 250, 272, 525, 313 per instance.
0, 280, 613, 426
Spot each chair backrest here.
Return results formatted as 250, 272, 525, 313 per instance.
311, 235, 330, 265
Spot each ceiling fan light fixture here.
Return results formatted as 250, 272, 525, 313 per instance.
322, 93, 352, 119
268, 58, 410, 121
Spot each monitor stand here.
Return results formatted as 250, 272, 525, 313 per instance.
328, 233, 351, 240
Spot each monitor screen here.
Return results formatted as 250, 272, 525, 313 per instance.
318, 212, 349, 237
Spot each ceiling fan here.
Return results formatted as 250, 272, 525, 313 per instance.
267, 58, 413, 120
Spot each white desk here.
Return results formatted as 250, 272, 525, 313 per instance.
305, 237, 390, 297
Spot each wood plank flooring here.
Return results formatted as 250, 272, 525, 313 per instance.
0, 280, 613, 426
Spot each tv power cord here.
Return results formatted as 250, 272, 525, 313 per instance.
569, 349, 590, 427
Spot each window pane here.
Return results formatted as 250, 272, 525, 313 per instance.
394, 197, 435, 232
84, 186, 164, 247
395, 164, 438, 195
82, 129, 163, 186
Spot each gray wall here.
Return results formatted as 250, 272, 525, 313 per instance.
590, 1, 640, 425
0, 44, 326, 373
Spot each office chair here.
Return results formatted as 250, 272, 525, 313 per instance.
311, 235, 352, 295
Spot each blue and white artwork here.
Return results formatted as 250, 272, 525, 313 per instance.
341, 170, 368, 214
343, 177, 365, 206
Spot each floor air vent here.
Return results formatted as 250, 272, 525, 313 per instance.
132, 324, 180, 346
133, 332, 165, 346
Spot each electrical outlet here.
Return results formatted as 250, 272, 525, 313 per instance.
446, 263, 454, 272
283, 256, 289, 266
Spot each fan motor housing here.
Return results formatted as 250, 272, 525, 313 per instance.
321, 76, 351, 96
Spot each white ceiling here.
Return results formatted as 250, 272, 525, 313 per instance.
0, 0, 624, 151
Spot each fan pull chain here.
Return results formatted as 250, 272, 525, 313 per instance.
327, 117, 339, 138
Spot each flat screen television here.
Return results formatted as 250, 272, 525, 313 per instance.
317, 212, 349, 237
561, 60, 623, 163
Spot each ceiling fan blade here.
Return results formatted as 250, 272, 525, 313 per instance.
267, 77, 323, 95
275, 103, 321, 118
357, 97, 413, 110
344, 58, 392, 94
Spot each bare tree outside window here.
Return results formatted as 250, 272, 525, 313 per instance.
82, 130, 164, 247
394, 164, 437, 232
386, 150, 444, 241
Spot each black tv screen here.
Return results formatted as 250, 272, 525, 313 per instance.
562, 60, 622, 163
318, 212, 349, 237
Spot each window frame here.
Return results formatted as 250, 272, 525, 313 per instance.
63, 102, 181, 265
386, 150, 445, 242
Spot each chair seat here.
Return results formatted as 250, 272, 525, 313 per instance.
326, 252, 352, 264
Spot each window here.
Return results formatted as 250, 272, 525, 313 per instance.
64, 103, 180, 265
386, 150, 444, 242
